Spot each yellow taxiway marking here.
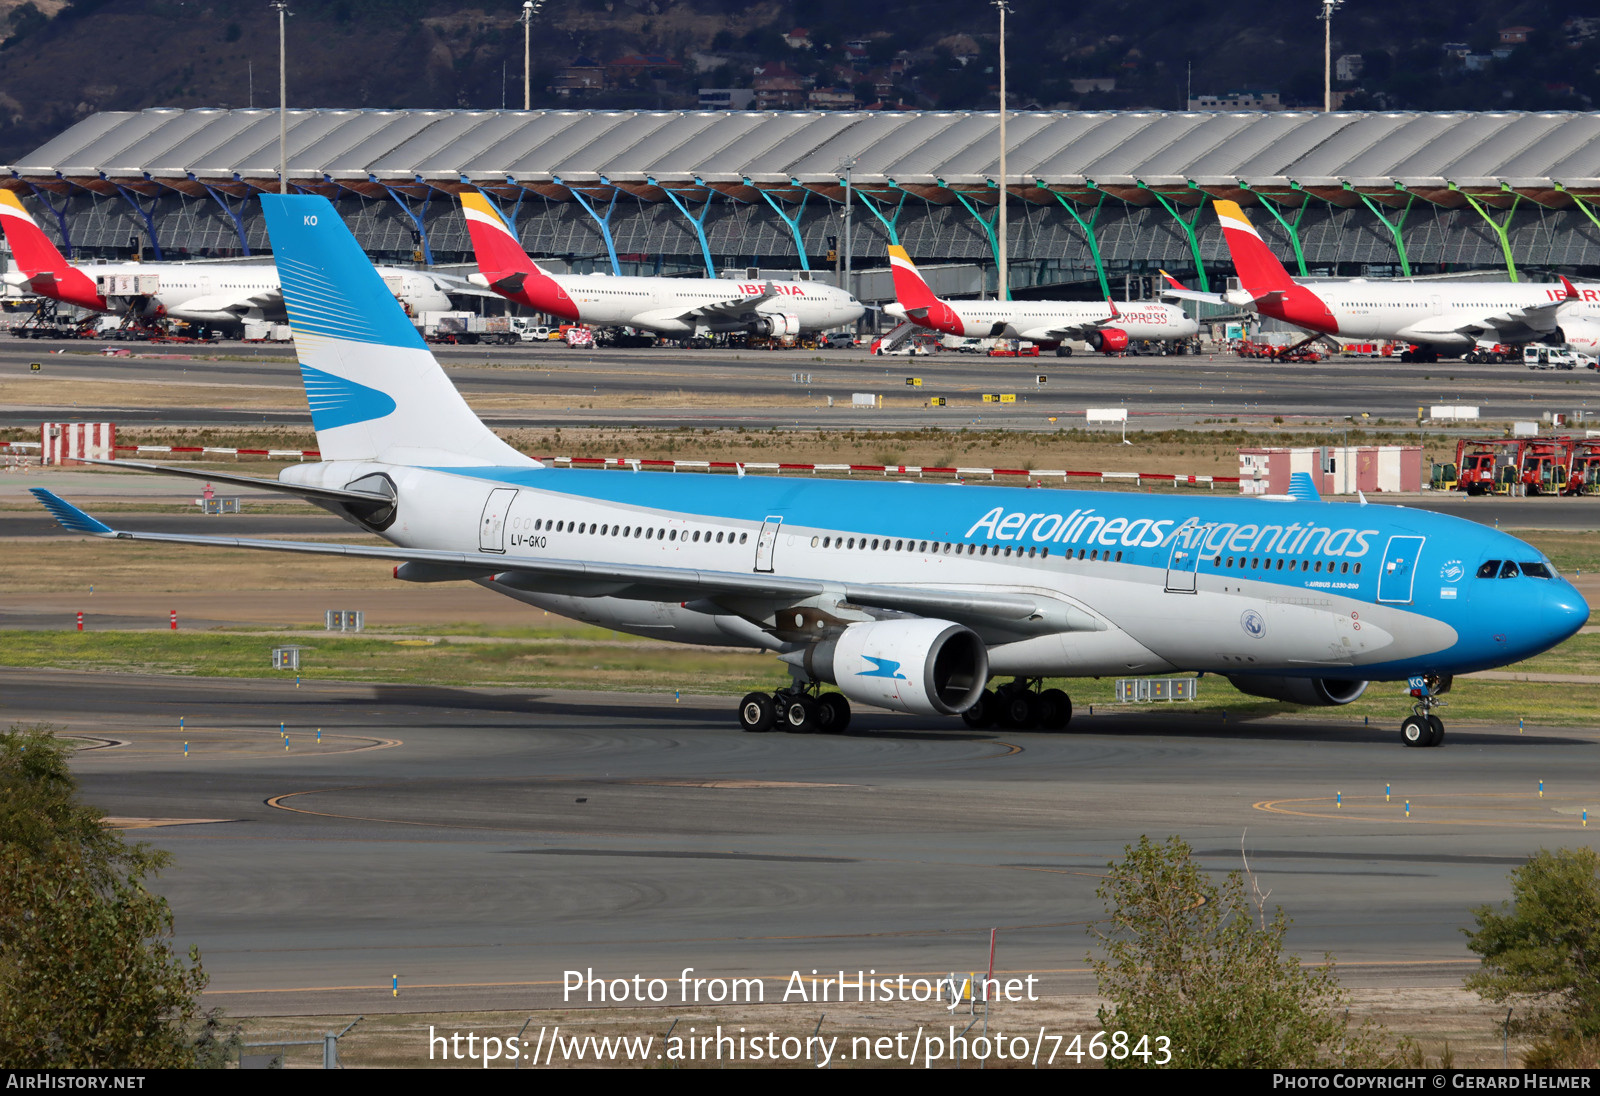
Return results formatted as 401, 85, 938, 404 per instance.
1256, 792, 1597, 828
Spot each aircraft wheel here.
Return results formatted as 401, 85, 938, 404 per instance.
1056, 346, 1072, 357
997, 688, 1037, 730
1426, 714, 1445, 747
1400, 715, 1431, 747
779, 694, 817, 733
962, 690, 997, 730
815, 693, 851, 734
1036, 688, 1072, 731
739, 692, 776, 733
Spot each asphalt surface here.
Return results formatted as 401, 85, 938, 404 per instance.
8, 670, 1592, 1016
5, 341, 1599, 431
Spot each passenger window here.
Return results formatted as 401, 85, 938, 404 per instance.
1477, 560, 1500, 578
1499, 560, 1520, 578
1519, 561, 1551, 579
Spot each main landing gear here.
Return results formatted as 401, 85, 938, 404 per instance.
739, 684, 851, 734
961, 678, 1073, 732
1399, 674, 1450, 747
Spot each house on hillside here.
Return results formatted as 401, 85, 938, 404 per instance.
753, 63, 809, 109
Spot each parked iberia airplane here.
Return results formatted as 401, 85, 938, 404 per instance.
458, 191, 863, 338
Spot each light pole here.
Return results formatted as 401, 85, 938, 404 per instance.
994, 0, 1010, 300
1319, 0, 1343, 113
842, 158, 856, 309
273, 0, 289, 194
521, 0, 544, 111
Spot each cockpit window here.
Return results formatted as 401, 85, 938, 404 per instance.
1499, 560, 1520, 579
1477, 560, 1501, 578
1520, 561, 1552, 579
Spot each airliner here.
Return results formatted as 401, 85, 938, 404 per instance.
883, 245, 1198, 355
31, 195, 1588, 748
458, 192, 864, 338
0, 189, 466, 327
1196, 200, 1579, 364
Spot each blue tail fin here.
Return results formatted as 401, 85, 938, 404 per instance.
259, 195, 533, 468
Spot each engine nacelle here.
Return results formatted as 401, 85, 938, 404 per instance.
797, 619, 988, 716
1088, 327, 1129, 353
1226, 675, 1369, 706
1558, 321, 1600, 357
754, 312, 800, 336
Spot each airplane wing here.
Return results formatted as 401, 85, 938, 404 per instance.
173, 287, 282, 315
673, 284, 777, 323
1158, 269, 1226, 306
424, 270, 501, 299
31, 489, 1096, 635
70, 458, 393, 506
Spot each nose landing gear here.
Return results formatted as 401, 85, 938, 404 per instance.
1400, 674, 1450, 747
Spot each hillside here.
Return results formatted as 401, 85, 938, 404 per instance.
0, 0, 1593, 163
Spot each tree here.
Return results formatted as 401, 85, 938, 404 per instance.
1464, 847, 1600, 1061
0, 725, 221, 1068
1089, 834, 1389, 1068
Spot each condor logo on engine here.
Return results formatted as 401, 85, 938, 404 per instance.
856, 656, 908, 680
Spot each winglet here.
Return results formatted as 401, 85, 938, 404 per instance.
30, 489, 114, 535
1560, 274, 1581, 301
1286, 472, 1322, 502
1106, 297, 1122, 320
1158, 269, 1189, 291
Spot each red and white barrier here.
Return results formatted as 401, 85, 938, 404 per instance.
9, 423, 1242, 489
41, 422, 115, 466
535, 455, 1240, 489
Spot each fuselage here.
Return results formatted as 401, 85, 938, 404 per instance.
890, 298, 1198, 343
503, 272, 864, 336
286, 461, 1587, 682
31, 260, 454, 324
1250, 280, 1573, 349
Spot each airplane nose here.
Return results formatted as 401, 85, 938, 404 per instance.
1546, 584, 1590, 644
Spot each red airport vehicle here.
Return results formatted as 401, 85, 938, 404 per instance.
1455, 438, 1527, 496
1564, 438, 1600, 495
1517, 437, 1575, 496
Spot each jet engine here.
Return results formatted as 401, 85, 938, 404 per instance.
1557, 322, 1600, 357
753, 312, 800, 336
1088, 328, 1129, 353
793, 618, 988, 716
1226, 675, 1368, 706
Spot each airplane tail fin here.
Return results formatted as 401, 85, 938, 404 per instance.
458, 192, 578, 319
886, 245, 944, 313
1214, 200, 1296, 295
0, 190, 75, 284
259, 194, 534, 468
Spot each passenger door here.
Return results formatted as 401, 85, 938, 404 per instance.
1377, 535, 1425, 603
1164, 520, 1205, 593
479, 488, 517, 553
754, 515, 782, 572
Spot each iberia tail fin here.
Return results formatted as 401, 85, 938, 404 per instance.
1214, 200, 1296, 295
260, 194, 535, 468
0, 190, 103, 309
458, 192, 578, 319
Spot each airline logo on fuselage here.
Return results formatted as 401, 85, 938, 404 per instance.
963, 505, 1382, 560
1548, 287, 1600, 301
739, 284, 807, 297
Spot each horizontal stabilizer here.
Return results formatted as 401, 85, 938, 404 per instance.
30, 489, 113, 535
70, 458, 393, 504
1287, 472, 1321, 502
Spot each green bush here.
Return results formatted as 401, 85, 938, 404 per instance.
1090, 834, 1390, 1068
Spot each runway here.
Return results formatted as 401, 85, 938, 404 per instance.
4, 341, 1597, 431
11, 669, 1595, 1017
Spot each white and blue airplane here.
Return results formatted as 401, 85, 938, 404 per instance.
31, 195, 1590, 746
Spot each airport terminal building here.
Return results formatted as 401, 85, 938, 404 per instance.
4, 107, 1600, 299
